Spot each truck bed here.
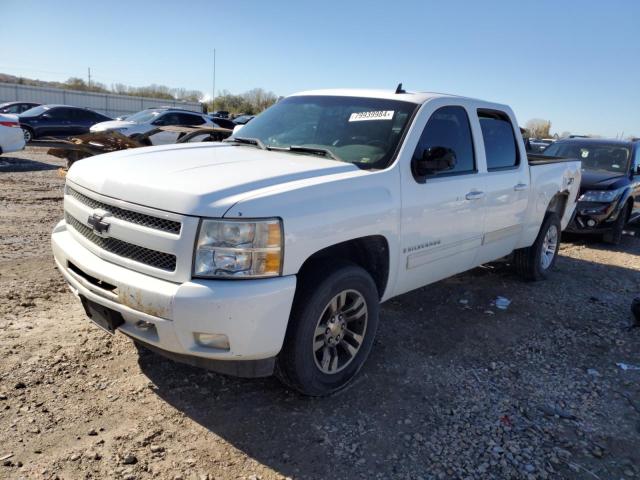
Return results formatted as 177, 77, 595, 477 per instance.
528, 153, 577, 165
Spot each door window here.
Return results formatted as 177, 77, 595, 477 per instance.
412, 106, 476, 178
156, 113, 179, 125
46, 108, 72, 120
478, 110, 519, 170
176, 113, 206, 126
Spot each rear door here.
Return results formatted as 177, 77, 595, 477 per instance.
68, 108, 91, 135
396, 102, 487, 295
474, 109, 529, 264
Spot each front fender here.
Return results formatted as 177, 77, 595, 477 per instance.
223, 168, 401, 289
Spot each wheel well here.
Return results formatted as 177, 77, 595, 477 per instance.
625, 197, 634, 221
546, 192, 569, 219
297, 236, 390, 299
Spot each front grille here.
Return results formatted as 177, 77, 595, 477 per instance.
65, 213, 177, 272
67, 186, 181, 234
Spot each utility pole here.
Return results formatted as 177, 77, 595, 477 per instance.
212, 49, 216, 112
87, 67, 91, 89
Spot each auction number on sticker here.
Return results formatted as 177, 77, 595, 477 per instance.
348, 110, 395, 122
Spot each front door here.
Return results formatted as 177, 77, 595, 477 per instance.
395, 104, 486, 296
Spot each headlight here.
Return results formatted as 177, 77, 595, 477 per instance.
193, 218, 283, 278
578, 189, 622, 202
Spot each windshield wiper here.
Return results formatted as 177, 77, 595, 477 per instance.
224, 136, 266, 150
285, 145, 343, 162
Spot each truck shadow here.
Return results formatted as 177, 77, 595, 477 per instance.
138, 234, 640, 479
0, 155, 59, 172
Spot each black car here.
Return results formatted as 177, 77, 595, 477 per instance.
233, 114, 255, 125
0, 101, 41, 114
544, 138, 640, 244
210, 110, 230, 119
18, 105, 111, 142
207, 116, 236, 130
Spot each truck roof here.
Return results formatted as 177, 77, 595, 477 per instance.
290, 88, 492, 106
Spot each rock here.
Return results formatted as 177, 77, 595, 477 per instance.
591, 447, 603, 458
150, 445, 164, 453
587, 369, 601, 377
524, 464, 536, 473
88, 428, 98, 436
14, 382, 26, 390
70, 453, 81, 461
122, 453, 137, 465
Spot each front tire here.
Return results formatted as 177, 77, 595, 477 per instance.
276, 262, 380, 396
602, 203, 630, 245
514, 213, 561, 281
22, 127, 34, 143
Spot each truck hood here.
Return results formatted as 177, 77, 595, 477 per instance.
67, 142, 358, 216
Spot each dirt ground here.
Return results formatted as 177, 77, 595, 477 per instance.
1, 148, 639, 480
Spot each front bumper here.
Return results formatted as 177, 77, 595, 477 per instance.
51, 221, 296, 376
565, 200, 620, 233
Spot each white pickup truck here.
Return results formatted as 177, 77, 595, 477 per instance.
52, 88, 581, 395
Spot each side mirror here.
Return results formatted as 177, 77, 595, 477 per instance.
41, 113, 51, 119
412, 146, 456, 180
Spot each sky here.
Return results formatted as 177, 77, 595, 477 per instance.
1, 0, 639, 137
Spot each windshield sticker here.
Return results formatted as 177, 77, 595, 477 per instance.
349, 110, 394, 122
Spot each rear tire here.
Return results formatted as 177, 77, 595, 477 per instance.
276, 262, 379, 396
602, 203, 630, 245
514, 213, 561, 281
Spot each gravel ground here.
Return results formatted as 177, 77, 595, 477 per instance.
1, 148, 639, 480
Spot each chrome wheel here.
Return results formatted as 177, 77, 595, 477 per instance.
540, 224, 558, 270
22, 128, 32, 143
312, 289, 368, 374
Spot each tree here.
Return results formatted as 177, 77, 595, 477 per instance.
525, 119, 552, 139
210, 88, 278, 114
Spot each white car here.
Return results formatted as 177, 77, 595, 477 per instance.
52, 88, 581, 395
0, 114, 26, 155
90, 108, 215, 145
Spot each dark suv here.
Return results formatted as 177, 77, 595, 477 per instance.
544, 138, 640, 244
18, 105, 111, 142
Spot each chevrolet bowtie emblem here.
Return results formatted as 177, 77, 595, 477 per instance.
87, 209, 112, 237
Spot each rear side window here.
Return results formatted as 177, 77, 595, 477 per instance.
177, 113, 206, 126
478, 110, 519, 170
413, 106, 476, 176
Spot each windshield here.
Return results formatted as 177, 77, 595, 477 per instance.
232, 95, 418, 169
125, 109, 163, 124
20, 105, 49, 117
544, 142, 631, 174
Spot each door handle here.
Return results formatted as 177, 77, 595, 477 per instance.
465, 191, 486, 201
514, 183, 528, 191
